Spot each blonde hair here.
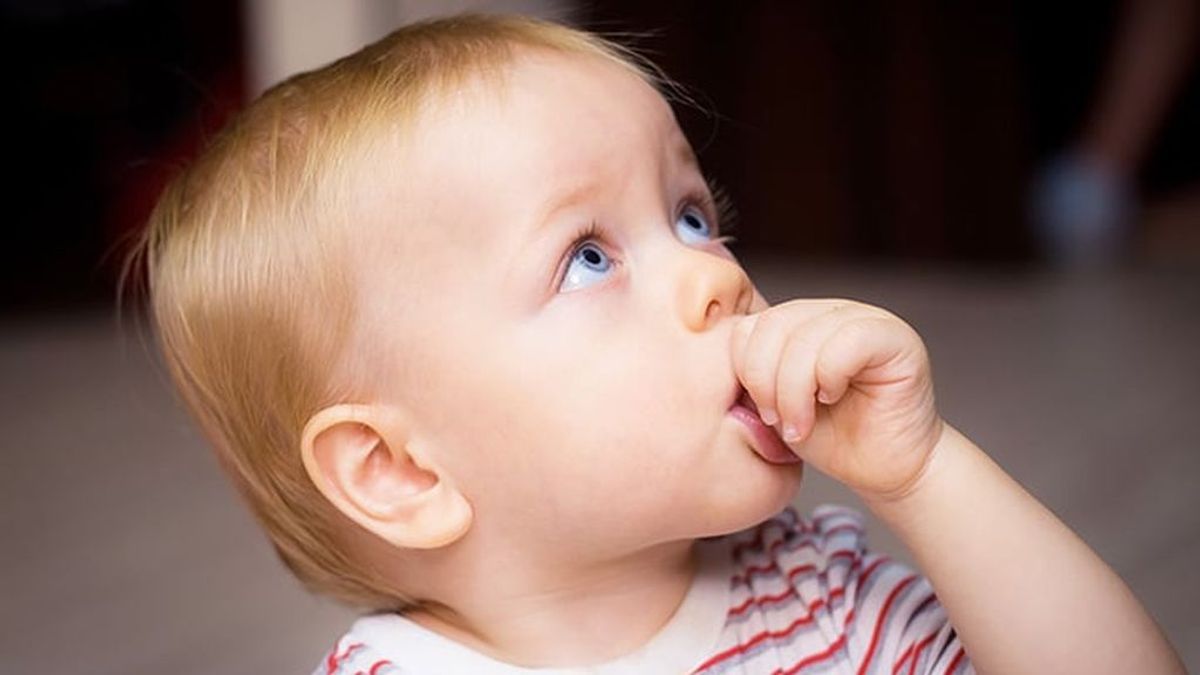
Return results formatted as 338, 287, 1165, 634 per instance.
119, 13, 676, 610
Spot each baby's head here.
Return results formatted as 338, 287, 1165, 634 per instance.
127, 14, 800, 611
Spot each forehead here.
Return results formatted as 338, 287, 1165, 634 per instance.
352, 48, 691, 255
493, 48, 690, 164
419, 48, 692, 202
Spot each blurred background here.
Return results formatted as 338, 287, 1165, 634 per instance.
2, 0, 1197, 672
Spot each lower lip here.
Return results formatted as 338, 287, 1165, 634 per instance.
728, 403, 803, 465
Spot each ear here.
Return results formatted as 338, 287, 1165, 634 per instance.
300, 403, 472, 549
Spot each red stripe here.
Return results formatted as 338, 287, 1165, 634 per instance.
731, 591, 837, 632
729, 585, 803, 617
732, 512, 863, 561
324, 646, 338, 674
731, 509, 863, 558
367, 660, 392, 675
893, 643, 915, 675
885, 594, 938, 674
692, 606, 852, 673
733, 521, 864, 564
696, 556, 892, 673
785, 550, 860, 583
857, 575, 918, 675
729, 554, 875, 617
732, 554, 864, 616
729, 553, 876, 619
774, 631, 850, 675
763, 524, 865, 563
946, 646, 967, 673
901, 631, 940, 675
730, 584, 849, 618
734, 548, 861, 586
324, 641, 363, 674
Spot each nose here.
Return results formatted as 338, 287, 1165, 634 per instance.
675, 248, 755, 332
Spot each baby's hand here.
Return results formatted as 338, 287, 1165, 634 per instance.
731, 299, 944, 500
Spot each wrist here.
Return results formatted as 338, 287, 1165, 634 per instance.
855, 417, 961, 511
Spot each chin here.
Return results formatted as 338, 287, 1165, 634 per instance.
691, 460, 804, 539
756, 461, 804, 520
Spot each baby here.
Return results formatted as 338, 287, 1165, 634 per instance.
125, 14, 1185, 674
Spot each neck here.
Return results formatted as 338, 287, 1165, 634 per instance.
405, 538, 698, 668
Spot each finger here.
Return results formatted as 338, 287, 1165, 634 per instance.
729, 312, 762, 381
737, 310, 791, 426
774, 331, 821, 443
733, 299, 885, 426
813, 316, 916, 405
774, 307, 865, 442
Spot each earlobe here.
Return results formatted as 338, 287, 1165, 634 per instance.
300, 404, 473, 550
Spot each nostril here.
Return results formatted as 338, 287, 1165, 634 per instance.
705, 299, 720, 323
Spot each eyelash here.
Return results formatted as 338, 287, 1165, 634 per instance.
559, 187, 740, 285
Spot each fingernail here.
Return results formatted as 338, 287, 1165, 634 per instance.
782, 423, 801, 443
761, 408, 778, 426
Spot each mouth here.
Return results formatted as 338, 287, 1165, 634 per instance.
732, 386, 759, 416
727, 386, 801, 465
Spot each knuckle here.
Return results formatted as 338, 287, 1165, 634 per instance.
754, 308, 789, 336
837, 316, 874, 342
832, 298, 869, 313
836, 298, 899, 324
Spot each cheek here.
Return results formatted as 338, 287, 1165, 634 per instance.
465, 345, 675, 496
527, 349, 704, 494
430, 315, 714, 515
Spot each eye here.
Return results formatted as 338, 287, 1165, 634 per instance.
675, 205, 714, 244
560, 241, 614, 293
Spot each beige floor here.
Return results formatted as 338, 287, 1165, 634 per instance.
2, 256, 1197, 673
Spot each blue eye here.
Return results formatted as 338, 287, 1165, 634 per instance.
675, 206, 714, 244
560, 241, 613, 293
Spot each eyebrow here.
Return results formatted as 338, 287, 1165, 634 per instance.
527, 137, 701, 242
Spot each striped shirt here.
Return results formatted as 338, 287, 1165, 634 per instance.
314, 505, 971, 674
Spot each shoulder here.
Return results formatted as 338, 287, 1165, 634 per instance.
311, 628, 403, 675
311, 612, 542, 675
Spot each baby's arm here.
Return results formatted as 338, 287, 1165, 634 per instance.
867, 422, 1184, 674
732, 299, 1185, 673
